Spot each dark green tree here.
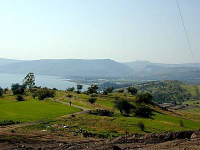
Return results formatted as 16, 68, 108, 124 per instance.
135, 92, 153, 104
127, 87, 138, 95
11, 84, 26, 95
114, 98, 134, 116
134, 104, 154, 118
103, 87, 114, 95
77, 84, 83, 94
87, 84, 99, 94
67, 87, 75, 92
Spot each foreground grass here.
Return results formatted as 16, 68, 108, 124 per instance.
0, 98, 80, 122
31, 111, 200, 138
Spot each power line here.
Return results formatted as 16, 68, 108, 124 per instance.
176, 0, 199, 73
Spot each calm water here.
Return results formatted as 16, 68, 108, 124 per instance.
0, 73, 87, 90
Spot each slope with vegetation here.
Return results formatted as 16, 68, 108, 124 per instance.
0, 75, 200, 146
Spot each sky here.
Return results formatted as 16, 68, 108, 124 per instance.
0, 0, 200, 64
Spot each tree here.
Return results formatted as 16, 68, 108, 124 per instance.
135, 92, 153, 104
114, 98, 134, 116
23, 73, 35, 89
11, 83, 26, 95
67, 87, 75, 92
87, 84, 99, 94
0, 87, 3, 97
133, 104, 154, 118
32, 88, 56, 100
77, 84, 83, 94
103, 87, 114, 95
127, 87, 138, 95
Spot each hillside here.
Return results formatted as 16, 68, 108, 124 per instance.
0, 89, 200, 149
0, 59, 133, 77
124, 61, 200, 83
137, 80, 195, 103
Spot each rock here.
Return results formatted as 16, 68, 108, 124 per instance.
191, 130, 200, 139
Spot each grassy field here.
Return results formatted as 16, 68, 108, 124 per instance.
1, 90, 200, 138
182, 84, 200, 97
0, 96, 80, 122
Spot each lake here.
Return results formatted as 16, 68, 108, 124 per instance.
0, 73, 88, 90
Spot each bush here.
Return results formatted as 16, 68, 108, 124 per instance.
0, 120, 20, 126
137, 121, 145, 131
180, 120, 184, 127
16, 95, 25, 101
66, 94, 73, 98
11, 83, 26, 95
0, 87, 3, 97
77, 90, 81, 94
134, 104, 154, 118
32, 88, 56, 100
90, 109, 114, 116
118, 89, 124, 93
88, 97, 96, 104
66, 87, 75, 92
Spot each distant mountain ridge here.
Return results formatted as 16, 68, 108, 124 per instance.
0, 59, 133, 77
124, 61, 200, 83
0, 59, 199, 82
0, 58, 21, 67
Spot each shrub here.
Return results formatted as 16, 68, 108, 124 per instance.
66, 87, 75, 92
32, 88, 56, 100
180, 120, 184, 127
16, 95, 25, 101
137, 121, 145, 131
134, 104, 154, 118
77, 90, 81, 94
88, 97, 96, 104
90, 109, 114, 116
118, 89, 124, 93
66, 94, 73, 98
0, 120, 20, 126
11, 83, 26, 95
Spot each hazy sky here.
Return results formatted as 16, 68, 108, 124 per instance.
0, 0, 200, 63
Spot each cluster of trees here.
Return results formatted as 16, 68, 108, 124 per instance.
114, 91, 154, 118
137, 81, 193, 103
32, 87, 56, 100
